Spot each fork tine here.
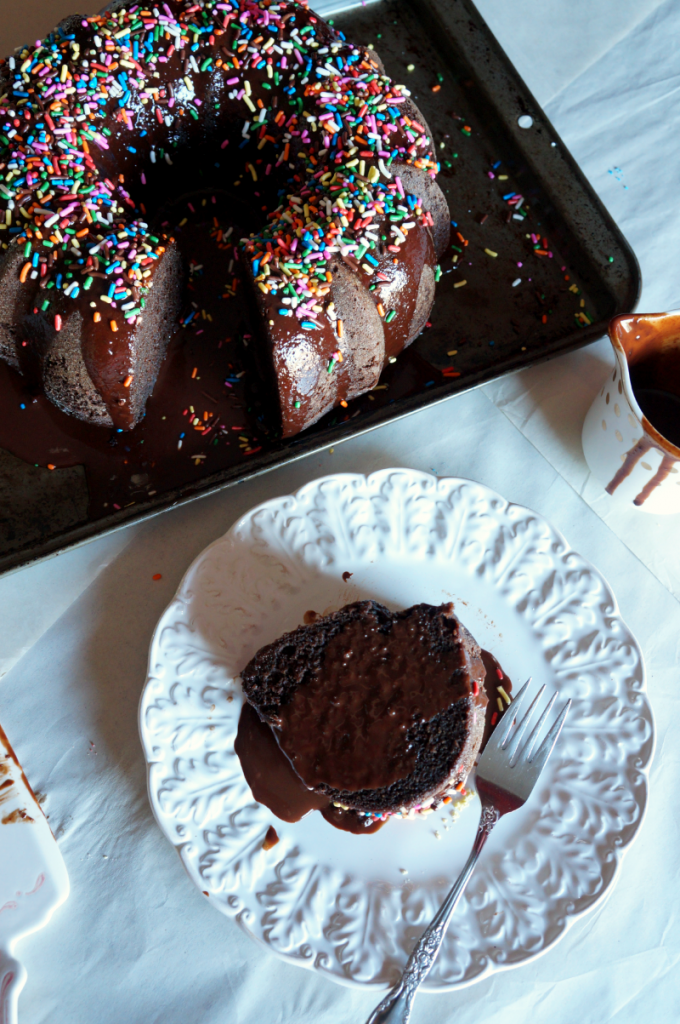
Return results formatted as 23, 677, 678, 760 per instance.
507, 685, 547, 762
518, 691, 557, 763
525, 698, 571, 771
492, 677, 532, 751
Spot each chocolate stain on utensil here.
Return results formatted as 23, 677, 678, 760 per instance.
0, 726, 44, 826
235, 647, 512, 835
0, 776, 14, 808
1, 808, 34, 825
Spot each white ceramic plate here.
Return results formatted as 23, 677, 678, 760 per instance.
139, 470, 653, 990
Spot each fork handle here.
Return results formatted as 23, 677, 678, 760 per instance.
365, 804, 499, 1024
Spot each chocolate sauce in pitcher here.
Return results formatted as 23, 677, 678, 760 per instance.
604, 313, 680, 506
629, 348, 680, 449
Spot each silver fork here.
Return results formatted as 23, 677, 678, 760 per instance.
365, 679, 571, 1024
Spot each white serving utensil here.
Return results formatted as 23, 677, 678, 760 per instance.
0, 722, 69, 1024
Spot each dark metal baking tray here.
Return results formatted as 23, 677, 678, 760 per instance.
0, 0, 640, 576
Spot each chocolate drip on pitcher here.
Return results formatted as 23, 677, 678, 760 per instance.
605, 435, 654, 497
633, 452, 678, 506
605, 431, 678, 506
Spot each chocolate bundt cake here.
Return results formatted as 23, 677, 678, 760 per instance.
240, 601, 488, 818
0, 0, 449, 437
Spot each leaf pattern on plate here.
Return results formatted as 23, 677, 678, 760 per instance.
139, 470, 653, 991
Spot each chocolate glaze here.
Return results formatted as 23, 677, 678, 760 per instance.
275, 609, 479, 793
0, 2, 440, 440
248, 212, 437, 438
0, 3, 322, 428
235, 640, 510, 835
0, 0, 599, 558
241, 601, 488, 816
234, 703, 387, 834
480, 648, 513, 748
0, 192, 268, 516
234, 701, 327, 823
321, 804, 384, 834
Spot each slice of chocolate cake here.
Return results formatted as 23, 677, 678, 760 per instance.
240, 601, 488, 819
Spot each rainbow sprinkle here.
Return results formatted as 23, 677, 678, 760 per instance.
0, 0, 438, 343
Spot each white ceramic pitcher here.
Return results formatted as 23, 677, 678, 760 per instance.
582, 311, 680, 515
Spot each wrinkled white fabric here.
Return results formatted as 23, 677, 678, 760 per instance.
3, 388, 678, 1024
484, 0, 680, 599
0, 2, 679, 1023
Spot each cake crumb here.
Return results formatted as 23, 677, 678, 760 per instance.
448, 789, 476, 824
262, 825, 279, 851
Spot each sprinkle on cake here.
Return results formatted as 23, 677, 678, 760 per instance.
0, 0, 446, 434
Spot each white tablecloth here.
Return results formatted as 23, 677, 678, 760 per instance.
1, 2, 680, 1022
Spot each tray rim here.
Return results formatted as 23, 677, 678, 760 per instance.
0, 0, 641, 579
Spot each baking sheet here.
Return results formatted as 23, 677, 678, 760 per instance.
0, 0, 640, 576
